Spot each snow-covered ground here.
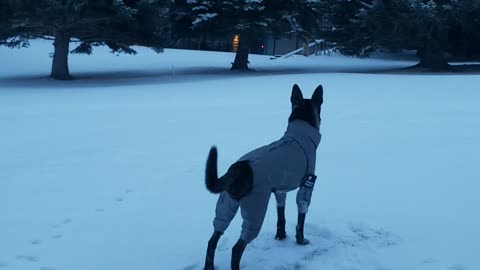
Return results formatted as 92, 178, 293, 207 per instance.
0, 41, 479, 270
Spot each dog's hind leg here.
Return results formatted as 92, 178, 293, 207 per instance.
275, 206, 287, 240
204, 230, 222, 270
230, 191, 271, 269
206, 192, 240, 269
273, 191, 287, 240
231, 238, 247, 270
213, 192, 240, 233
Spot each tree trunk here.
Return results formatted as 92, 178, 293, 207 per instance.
51, 31, 71, 80
418, 49, 449, 71
231, 33, 250, 71
417, 36, 449, 70
416, 22, 449, 71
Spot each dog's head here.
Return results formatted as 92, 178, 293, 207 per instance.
288, 84, 323, 130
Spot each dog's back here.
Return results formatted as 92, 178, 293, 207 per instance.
238, 119, 320, 193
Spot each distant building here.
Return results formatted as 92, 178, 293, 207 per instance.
263, 37, 300, 56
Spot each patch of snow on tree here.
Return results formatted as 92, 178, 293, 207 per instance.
192, 13, 218, 25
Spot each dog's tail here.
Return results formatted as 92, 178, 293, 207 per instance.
205, 146, 233, 193
205, 146, 223, 193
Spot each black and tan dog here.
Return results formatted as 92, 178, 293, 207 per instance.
204, 84, 324, 270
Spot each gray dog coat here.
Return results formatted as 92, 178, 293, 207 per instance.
213, 120, 321, 243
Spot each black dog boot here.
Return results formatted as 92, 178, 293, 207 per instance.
275, 206, 287, 240
295, 213, 310, 245
231, 238, 247, 270
204, 230, 222, 270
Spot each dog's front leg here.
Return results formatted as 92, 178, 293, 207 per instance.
231, 238, 247, 270
295, 175, 316, 245
204, 230, 222, 270
295, 213, 310, 245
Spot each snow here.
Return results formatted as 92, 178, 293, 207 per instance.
192, 13, 218, 25
0, 41, 479, 270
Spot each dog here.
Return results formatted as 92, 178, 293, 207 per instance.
203, 84, 323, 270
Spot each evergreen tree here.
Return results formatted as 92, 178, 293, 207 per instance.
325, 0, 479, 70
0, 0, 171, 80
176, 0, 323, 70
445, 0, 480, 60
323, 0, 376, 56
172, 0, 225, 50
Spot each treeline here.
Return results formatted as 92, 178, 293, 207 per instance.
1, 0, 479, 79
326, 0, 480, 70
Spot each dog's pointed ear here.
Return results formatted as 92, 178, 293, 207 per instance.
291, 84, 303, 104
312, 85, 323, 107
